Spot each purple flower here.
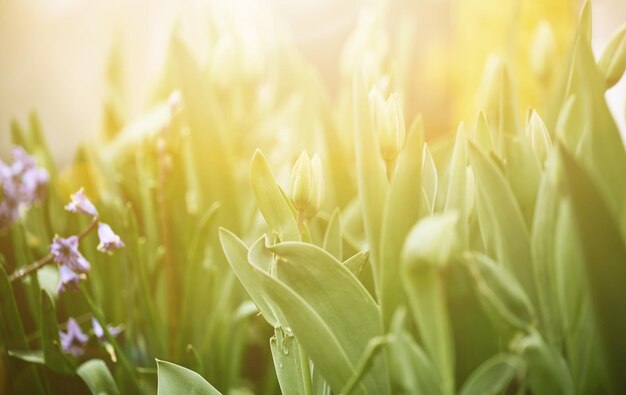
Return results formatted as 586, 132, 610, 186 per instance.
92, 318, 122, 341
49, 235, 91, 273
56, 265, 83, 293
60, 318, 88, 357
22, 167, 49, 202
65, 188, 98, 218
0, 146, 49, 231
97, 223, 124, 254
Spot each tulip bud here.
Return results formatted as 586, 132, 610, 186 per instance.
290, 152, 312, 212
530, 21, 556, 84
304, 155, 324, 219
370, 89, 405, 161
526, 111, 552, 166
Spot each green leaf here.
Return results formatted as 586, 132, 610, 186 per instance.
388, 309, 443, 395
353, 72, 389, 293
579, 0, 592, 43
503, 134, 541, 225
472, 111, 494, 153
8, 350, 45, 365
530, 167, 563, 344
219, 229, 280, 327
459, 354, 524, 395
514, 330, 574, 395
269, 242, 389, 395
558, 145, 626, 394
342, 250, 370, 279
379, 117, 423, 329
598, 22, 626, 88
250, 150, 300, 242
464, 253, 535, 331
468, 142, 536, 304
444, 124, 468, 247
323, 208, 343, 260
0, 267, 28, 351
156, 359, 221, 395
421, 143, 438, 214
565, 36, 626, 215
40, 291, 75, 374
220, 229, 354, 391
77, 359, 120, 395
0, 267, 45, 394
270, 328, 310, 395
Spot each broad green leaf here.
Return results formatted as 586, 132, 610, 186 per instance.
379, 117, 423, 329
156, 359, 221, 395
353, 72, 389, 292
388, 309, 442, 395
219, 229, 279, 327
323, 209, 343, 260
468, 142, 536, 305
464, 253, 535, 331
503, 134, 541, 225
459, 354, 524, 395
270, 328, 310, 395
250, 150, 300, 242
269, 242, 389, 395
565, 36, 626, 215
598, 22, 626, 88
554, 201, 585, 335
221, 230, 368, 393
77, 359, 120, 395
558, 145, 626, 394
514, 330, 574, 395
530, 166, 562, 344
40, 291, 75, 374
402, 213, 458, 395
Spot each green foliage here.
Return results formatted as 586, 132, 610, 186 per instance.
2, 2, 626, 394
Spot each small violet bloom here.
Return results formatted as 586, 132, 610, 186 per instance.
49, 235, 91, 273
60, 318, 88, 357
65, 188, 98, 218
92, 318, 122, 341
97, 223, 125, 254
57, 265, 82, 294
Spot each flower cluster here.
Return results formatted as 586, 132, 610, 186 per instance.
0, 147, 49, 232
59, 317, 122, 357
52, 188, 124, 293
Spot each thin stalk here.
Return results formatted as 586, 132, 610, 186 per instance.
156, 138, 177, 358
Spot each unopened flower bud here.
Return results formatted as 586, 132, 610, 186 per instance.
290, 152, 312, 212
370, 90, 405, 161
527, 111, 552, 166
304, 155, 324, 219
530, 21, 556, 84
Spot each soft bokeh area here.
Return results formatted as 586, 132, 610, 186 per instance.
1, 0, 624, 163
